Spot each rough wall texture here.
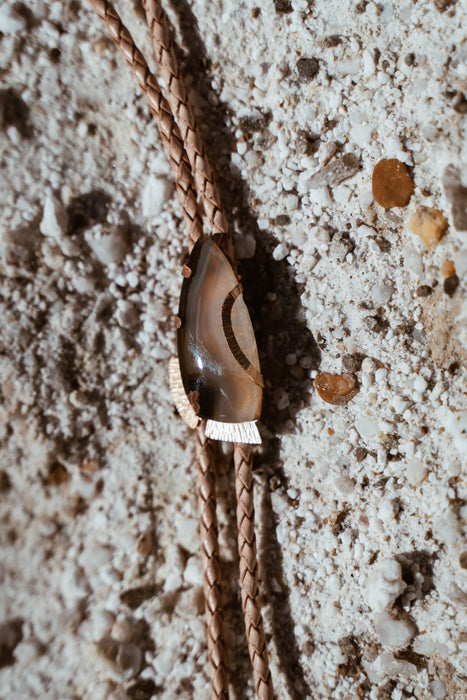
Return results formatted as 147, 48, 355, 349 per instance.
1, 1, 466, 699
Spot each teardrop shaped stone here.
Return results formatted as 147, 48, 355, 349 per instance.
177, 238, 263, 423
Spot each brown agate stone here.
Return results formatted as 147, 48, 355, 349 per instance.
314, 372, 359, 405
372, 158, 414, 208
177, 238, 263, 423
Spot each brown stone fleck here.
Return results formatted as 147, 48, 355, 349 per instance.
315, 372, 359, 405
416, 285, 432, 298
372, 158, 414, 208
408, 206, 448, 246
81, 459, 98, 473
0, 470, 12, 492
441, 259, 456, 277
137, 531, 154, 558
355, 447, 368, 462
444, 274, 459, 296
46, 462, 69, 486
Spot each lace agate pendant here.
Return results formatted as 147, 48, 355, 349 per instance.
170, 237, 263, 444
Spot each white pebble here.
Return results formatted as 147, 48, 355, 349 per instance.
112, 617, 133, 643
272, 243, 289, 261
91, 610, 115, 640
308, 187, 332, 208
373, 612, 416, 648
284, 194, 299, 211
434, 514, 460, 545
236, 140, 247, 155
430, 679, 447, 699
335, 475, 355, 495
361, 358, 377, 374
371, 284, 394, 305
175, 515, 199, 553
115, 300, 139, 328
0, 5, 27, 33
141, 175, 174, 219
87, 226, 128, 266
366, 652, 417, 683
355, 416, 378, 441
442, 411, 467, 462
367, 559, 406, 612
374, 368, 387, 384
183, 557, 203, 586
359, 190, 374, 209
454, 248, 467, 277
406, 457, 428, 485
404, 247, 423, 275
378, 499, 398, 521
40, 195, 68, 241
413, 376, 428, 393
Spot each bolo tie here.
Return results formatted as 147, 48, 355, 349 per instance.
87, 1, 274, 697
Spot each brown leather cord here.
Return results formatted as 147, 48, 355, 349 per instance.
196, 423, 230, 699
86, 2, 272, 697
234, 444, 274, 700
87, 0, 203, 250
142, 3, 273, 695
141, 0, 235, 265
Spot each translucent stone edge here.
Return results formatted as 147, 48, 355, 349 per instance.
169, 356, 200, 430
205, 419, 262, 444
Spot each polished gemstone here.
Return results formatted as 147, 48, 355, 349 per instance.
177, 237, 263, 424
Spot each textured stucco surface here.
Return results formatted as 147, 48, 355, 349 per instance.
1, 1, 466, 699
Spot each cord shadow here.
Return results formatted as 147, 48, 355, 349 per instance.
166, 2, 320, 697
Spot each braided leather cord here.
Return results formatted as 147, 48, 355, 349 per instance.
142, 0, 235, 265
234, 444, 274, 699
87, 2, 271, 697
196, 424, 230, 699
87, 0, 203, 250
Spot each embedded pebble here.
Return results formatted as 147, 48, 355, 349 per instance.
174, 515, 199, 553
454, 248, 467, 276
141, 175, 174, 219
329, 233, 353, 261
413, 376, 428, 393
366, 651, 417, 683
372, 159, 414, 208
296, 57, 320, 82
371, 283, 394, 305
116, 642, 142, 678
0, 5, 27, 34
314, 372, 359, 405
367, 559, 406, 613
272, 242, 289, 261
442, 164, 467, 231
441, 259, 455, 277
373, 612, 416, 648
443, 274, 459, 296
306, 154, 359, 189
408, 206, 448, 246
416, 284, 432, 297
406, 457, 428, 485
355, 416, 378, 440
430, 679, 447, 699
40, 195, 68, 241
87, 225, 129, 266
